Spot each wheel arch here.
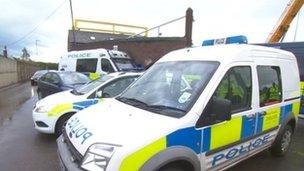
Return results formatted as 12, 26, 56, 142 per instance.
278, 111, 297, 137
54, 111, 77, 132
139, 146, 201, 171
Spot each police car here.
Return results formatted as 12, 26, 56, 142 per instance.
57, 36, 300, 171
33, 72, 141, 136
58, 47, 143, 80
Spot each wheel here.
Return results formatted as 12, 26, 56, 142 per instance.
37, 90, 43, 100
158, 165, 185, 171
270, 124, 293, 156
55, 113, 74, 137
158, 161, 194, 171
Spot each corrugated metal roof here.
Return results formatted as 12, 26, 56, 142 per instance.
68, 30, 130, 43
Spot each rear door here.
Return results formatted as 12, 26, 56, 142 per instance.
49, 73, 62, 95
199, 65, 257, 170
39, 73, 52, 98
253, 65, 283, 151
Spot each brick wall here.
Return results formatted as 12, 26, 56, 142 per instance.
0, 58, 41, 88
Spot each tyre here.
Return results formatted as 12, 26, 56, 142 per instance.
158, 161, 194, 171
270, 124, 293, 156
55, 113, 74, 137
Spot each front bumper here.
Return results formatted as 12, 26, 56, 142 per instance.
32, 110, 57, 134
57, 135, 83, 171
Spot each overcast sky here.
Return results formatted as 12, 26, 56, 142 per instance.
0, 0, 303, 62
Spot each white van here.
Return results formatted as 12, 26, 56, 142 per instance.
57, 44, 300, 171
58, 48, 143, 80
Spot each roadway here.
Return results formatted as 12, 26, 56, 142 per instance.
0, 82, 303, 171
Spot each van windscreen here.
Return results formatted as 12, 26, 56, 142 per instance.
112, 58, 137, 71
117, 61, 219, 118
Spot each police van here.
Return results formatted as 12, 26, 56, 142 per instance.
57, 38, 300, 171
58, 48, 143, 80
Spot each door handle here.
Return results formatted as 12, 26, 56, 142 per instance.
260, 111, 267, 116
246, 114, 255, 119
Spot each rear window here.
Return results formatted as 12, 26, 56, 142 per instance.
257, 66, 282, 106
60, 72, 90, 85
76, 58, 97, 73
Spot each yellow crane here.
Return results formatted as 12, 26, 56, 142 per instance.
266, 0, 304, 43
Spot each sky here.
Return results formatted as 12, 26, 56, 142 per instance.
0, 0, 303, 63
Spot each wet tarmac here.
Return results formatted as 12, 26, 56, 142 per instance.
0, 82, 34, 127
0, 82, 59, 171
0, 82, 303, 171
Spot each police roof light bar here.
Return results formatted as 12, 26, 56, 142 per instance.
202, 35, 248, 46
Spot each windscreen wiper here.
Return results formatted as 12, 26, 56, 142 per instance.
147, 105, 186, 113
116, 97, 149, 107
71, 89, 83, 95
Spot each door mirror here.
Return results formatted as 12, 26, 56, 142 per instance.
96, 91, 103, 98
196, 98, 232, 128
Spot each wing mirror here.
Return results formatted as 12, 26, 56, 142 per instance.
96, 91, 103, 98
196, 98, 232, 128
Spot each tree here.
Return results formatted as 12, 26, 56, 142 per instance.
21, 47, 30, 60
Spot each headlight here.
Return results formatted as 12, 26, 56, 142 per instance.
81, 143, 119, 171
35, 105, 53, 113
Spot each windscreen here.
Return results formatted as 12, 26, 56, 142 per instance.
73, 75, 114, 95
60, 72, 90, 85
112, 58, 137, 71
117, 61, 219, 118
33, 70, 47, 78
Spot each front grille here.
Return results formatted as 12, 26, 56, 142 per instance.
62, 128, 83, 165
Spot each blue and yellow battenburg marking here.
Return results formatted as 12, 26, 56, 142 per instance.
119, 102, 300, 171
300, 82, 304, 115
48, 98, 103, 117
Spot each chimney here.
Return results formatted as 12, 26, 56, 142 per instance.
185, 8, 193, 47
3, 46, 8, 58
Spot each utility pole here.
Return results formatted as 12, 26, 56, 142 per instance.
35, 40, 40, 55
69, 0, 76, 49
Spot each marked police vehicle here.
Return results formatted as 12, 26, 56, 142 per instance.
57, 36, 300, 171
33, 72, 141, 136
58, 47, 143, 80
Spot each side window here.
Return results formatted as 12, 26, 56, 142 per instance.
213, 66, 252, 112
257, 66, 282, 106
101, 59, 114, 73
50, 73, 60, 85
102, 77, 137, 97
42, 73, 52, 82
76, 58, 97, 73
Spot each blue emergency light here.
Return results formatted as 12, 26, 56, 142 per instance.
202, 35, 248, 46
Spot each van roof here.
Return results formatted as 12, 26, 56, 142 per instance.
63, 48, 130, 59
159, 44, 295, 64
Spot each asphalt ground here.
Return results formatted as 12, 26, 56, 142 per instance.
0, 82, 303, 171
